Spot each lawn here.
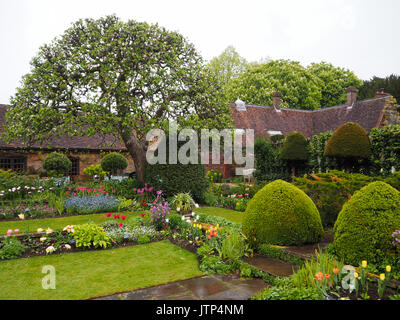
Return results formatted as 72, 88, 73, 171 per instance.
0, 211, 143, 235
0, 240, 203, 300
196, 206, 244, 224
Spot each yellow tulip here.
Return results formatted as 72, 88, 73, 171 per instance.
354, 272, 359, 279
362, 260, 367, 268
386, 265, 391, 273
380, 273, 385, 281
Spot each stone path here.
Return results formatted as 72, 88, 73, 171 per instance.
94, 274, 268, 300
243, 255, 299, 277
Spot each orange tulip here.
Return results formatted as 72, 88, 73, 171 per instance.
333, 268, 339, 275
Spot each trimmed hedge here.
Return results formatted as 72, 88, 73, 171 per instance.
333, 181, 400, 266
43, 152, 72, 176
143, 163, 209, 203
101, 152, 128, 173
242, 180, 324, 246
324, 122, 372, 161
293, 170, 379, 227
280, 132, 309, 161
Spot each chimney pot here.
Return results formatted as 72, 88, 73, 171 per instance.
346, 87, 357, 106
272, 92, 281, 112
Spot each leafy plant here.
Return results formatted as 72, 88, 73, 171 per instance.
83, 165, 107, 180
72, 224, 111, 249
0, 237, 26, 259
171, 193, 196, 214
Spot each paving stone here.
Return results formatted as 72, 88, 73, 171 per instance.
275, 242, 329, 260
178, 275, 231, 298
244, 255, 298, 277
204, 288, 251, 300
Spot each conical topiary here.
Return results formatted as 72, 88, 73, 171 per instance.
333, 181, 400, 265
242, 180, 324, 246
324, 122, 371, 171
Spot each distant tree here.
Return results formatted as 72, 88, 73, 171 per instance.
358, 74, 400, 103
225, 60, 323, 110
207, 46, 248, 100
3, 15, 232, 183
308, 62, 362, 108
280, 132, 309, 177
324, 122, 372, 172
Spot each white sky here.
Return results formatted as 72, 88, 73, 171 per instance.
1, 0, 399, 104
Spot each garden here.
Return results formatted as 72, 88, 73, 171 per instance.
1, 123, 400, 301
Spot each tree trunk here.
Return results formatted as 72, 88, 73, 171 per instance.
120, 131, 147, 183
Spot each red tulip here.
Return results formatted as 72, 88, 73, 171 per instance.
121, 216, 126, 220
106, 213, 112, 217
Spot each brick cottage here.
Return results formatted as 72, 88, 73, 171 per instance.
0, 88, 398, 179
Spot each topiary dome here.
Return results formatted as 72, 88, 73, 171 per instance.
333, 181, 400, 266
242, 180, 324, 246
324, 122, 372, 159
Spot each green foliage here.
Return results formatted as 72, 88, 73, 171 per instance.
204, 192, 219, 207
280, 132, 309, 161
207, 46, 248, 100
324, 122, 372, 170
0, 237, 26, 260
83, 165, 106, 179
242, 180, 324, 246
252, 277, 324, 300
225, 59, 323, 109
170, 193, 196, 213
254, 137, 290, 182
280, 132, 309, 176
258, 244, 304, 266
137, 235, 151, 245
43, 152, 72, 177
4, 15, 232, 183
101, 152, 128, 174
293, 170, 380, 227
206, 169, 222, 183
333, 181, 400, 265
308, 62, 363, 108
72, 224, 111, 249
385, 171, 400, 190
144, 163, 209, 203
197, 213, 242, 232
358, 74, 400, 104
168, 213, 186, 230
308, 131, 337, 172
369, 125, 400, 177
221, 232, 245, 261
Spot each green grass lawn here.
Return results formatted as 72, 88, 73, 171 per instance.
0, 211, 143, 235
196, 207, 244, 224
0, 240, 203, 300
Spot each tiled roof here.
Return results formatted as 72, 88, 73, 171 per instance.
0, 105, 126, 151
230, 96, 391, 138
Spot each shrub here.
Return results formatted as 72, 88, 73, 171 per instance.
293, 170, 380, 227
144, 163, 209, 203
333, 181, 400, 265
385, 171, 400, 191
83, 164, 106, 179
204, 192, 219, 207
324, 122, 372, 171
43, 152, 72, 177
0, 237, 26, 259
100, 152, 128, 174
280, 132, 309, 176
242, 180, 324, 246
170, 193, 196, 213
72, 224, 111, 249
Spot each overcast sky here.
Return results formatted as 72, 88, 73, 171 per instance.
1, 0, 399, 104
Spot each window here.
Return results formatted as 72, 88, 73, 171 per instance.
0, 157, 27, 172
68, 157, 80, 176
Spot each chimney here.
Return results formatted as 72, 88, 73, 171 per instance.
272, 92, 282, 112
375, 88, 387, 98
346, 87, 357, 106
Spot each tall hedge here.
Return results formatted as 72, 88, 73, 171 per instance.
242, 180, 324, 246
333, 181, 400, 265
144, 163, 209, 202
280, 132, 309, 176
324, 122, 372, 171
